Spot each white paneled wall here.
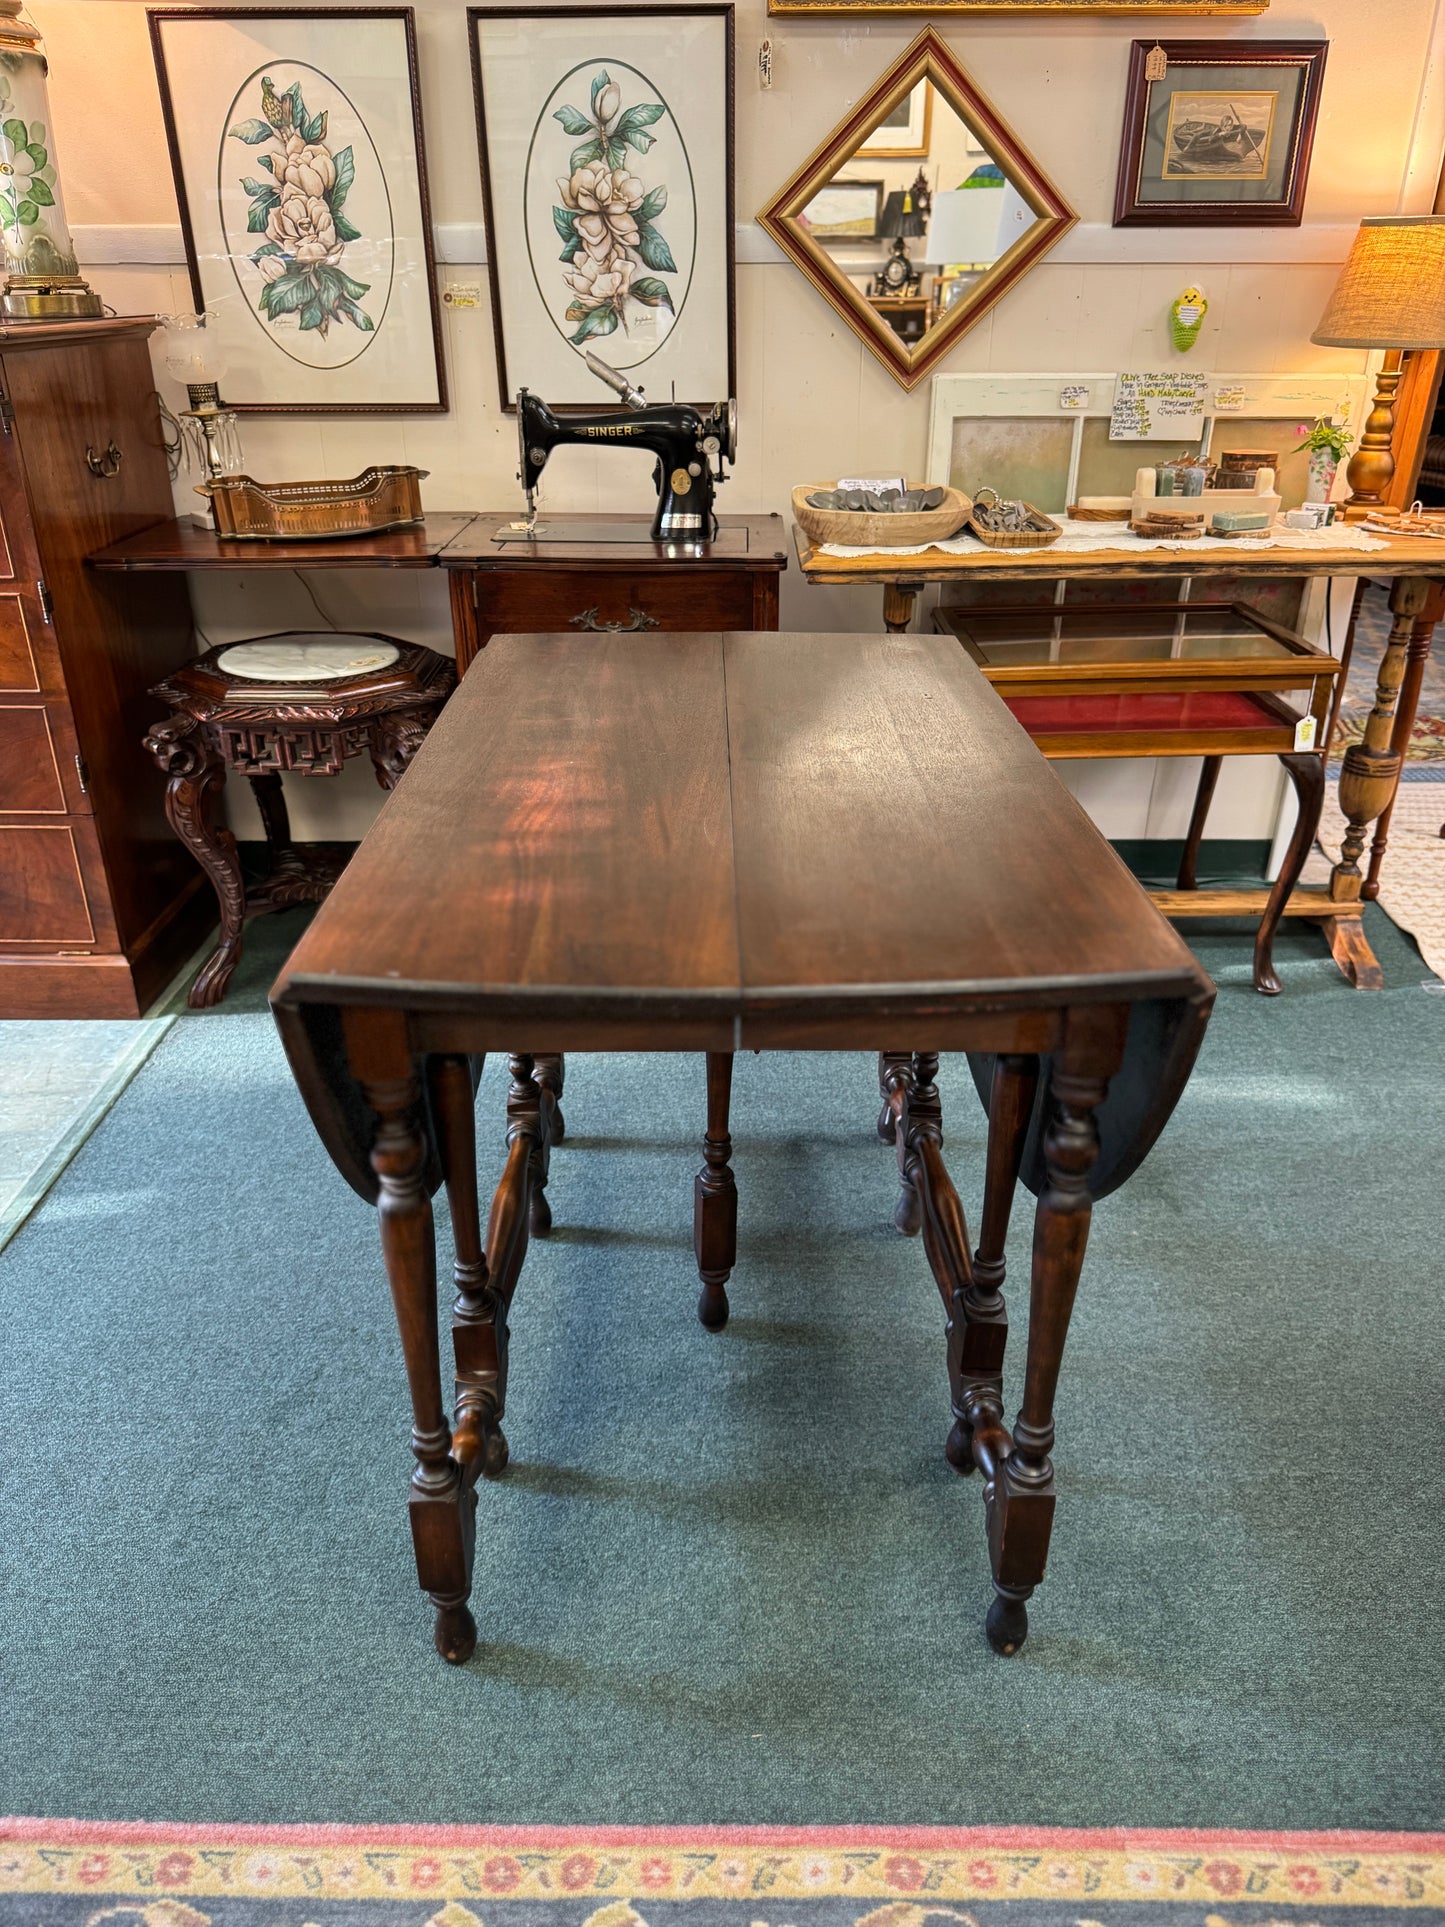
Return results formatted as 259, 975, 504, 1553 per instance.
36, 0, 1445, 843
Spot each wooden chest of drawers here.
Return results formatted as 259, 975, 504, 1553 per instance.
442, 512, 787, 672
0, 317, 210, 1017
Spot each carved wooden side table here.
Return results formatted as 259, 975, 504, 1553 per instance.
145, 631, 454, 1008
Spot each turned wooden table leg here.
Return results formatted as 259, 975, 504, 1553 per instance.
1364, 582, 1445, 900
877, 1051, 910, 1145
695, 1051, 737, 1331
1324, 576, 1429, 987
889, 1051, 939, 1237
534, 1053, 566, 1141
143, 713, 246, 1009
346, 1013, 475, 1665
1322, 578, 1368, 759
1177, 756, 1222, 891
883, 583, 919, 634
984, 1007, 1124, 1657
942, 1055, 1035, 1479
508, 1053, 552, 1237
429, 1053, 510, 1482
1254, 751, 1326, 996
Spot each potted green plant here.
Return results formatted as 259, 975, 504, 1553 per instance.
1296, 416, 1355, 504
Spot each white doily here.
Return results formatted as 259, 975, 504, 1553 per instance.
817, 519, 1391, 560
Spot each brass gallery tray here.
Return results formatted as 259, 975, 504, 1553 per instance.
199, 465, 428, 541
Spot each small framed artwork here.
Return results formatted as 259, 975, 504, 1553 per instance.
1114, 39, 1327, 227
468, 4, 736, 410
148, 8, 446, 414
856, 80, 932, 159
801, 179, 886, 240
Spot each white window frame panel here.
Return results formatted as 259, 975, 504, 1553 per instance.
926, 371, 1371, 505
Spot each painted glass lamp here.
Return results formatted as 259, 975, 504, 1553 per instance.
0, 1, 101, 318
1311, 215, 1445, 520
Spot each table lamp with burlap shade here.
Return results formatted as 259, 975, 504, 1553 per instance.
1312, 215, 1445, 520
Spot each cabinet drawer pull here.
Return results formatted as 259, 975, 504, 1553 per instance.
570, 606, 659, 634
86, 439, 123, 479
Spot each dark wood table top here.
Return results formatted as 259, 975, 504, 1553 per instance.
88, 511, 478, 572
440, 511, 788, 571
273, 630, 1206, 1050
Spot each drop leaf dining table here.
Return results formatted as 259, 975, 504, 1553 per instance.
271, 630, 1215, 1664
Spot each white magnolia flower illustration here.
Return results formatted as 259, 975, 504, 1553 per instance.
229, 74, 372, 338
549, 70, 676, 346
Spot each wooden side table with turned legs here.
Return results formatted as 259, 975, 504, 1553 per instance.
793, 526, 1445, 991
145, 632, 453, 1007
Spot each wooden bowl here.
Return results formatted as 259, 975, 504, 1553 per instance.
792, 483, 972, 550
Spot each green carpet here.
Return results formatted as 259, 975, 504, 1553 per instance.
1, 905, 1441, 1830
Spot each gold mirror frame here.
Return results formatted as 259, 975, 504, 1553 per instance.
758, 28, 1077, 391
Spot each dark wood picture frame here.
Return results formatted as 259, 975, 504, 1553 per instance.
148, 6, 448, 415
758, 26, 1075, 392
1113, 38, 1327, 229
805, 178, 886, 240
468, 3, 736, 413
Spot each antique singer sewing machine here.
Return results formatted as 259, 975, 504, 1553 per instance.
511, 351, 737, 544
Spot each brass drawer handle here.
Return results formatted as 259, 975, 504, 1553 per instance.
570, 606, 659, 634
86, 439, 123, 479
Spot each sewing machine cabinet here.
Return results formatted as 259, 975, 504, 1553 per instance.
442, 513, 788, 671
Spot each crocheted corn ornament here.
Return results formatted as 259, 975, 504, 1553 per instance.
1170, 286, 1208, 353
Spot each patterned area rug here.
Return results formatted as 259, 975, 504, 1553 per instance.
2, 1824, 1444, 1923
1304, 781, 1445, 981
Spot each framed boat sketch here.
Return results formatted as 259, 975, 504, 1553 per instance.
468, 4, 735, 410
148, 8, 446, 413
1114, 39, 1327, 227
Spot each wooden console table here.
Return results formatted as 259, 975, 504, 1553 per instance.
794, 526, 1445, 991
441, 513, 788, 672
89, 512, 477, 575
272, 628, 1213, 1665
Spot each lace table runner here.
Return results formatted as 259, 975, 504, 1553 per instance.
817, 519, 1395, 560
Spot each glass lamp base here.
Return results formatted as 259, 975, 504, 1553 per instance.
2, 281, 104, 321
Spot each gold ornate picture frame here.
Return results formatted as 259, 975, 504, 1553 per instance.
758, 27, 1076, 391
768, 2, 1266, 16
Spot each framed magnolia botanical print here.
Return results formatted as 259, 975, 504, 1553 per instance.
1114, 39, 1327, 227
148, 8, 446, 413
469, 4, 735, 409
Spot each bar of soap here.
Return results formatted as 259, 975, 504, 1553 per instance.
1210, 510, 1271, 532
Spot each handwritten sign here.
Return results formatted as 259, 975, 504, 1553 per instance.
1109, 372, 1209, 441
1213, 384, 1247, 413
1059, 384, 1091, 411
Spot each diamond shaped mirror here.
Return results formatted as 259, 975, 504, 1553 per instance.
759, 29, 1077, 391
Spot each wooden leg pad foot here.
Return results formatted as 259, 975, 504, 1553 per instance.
433, 1601, 477, 1665
945, 1416, 976, 1474
698, 1281, 730, 1330
482, 1424, 510, 1479
986, 1589, 1029, 1657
